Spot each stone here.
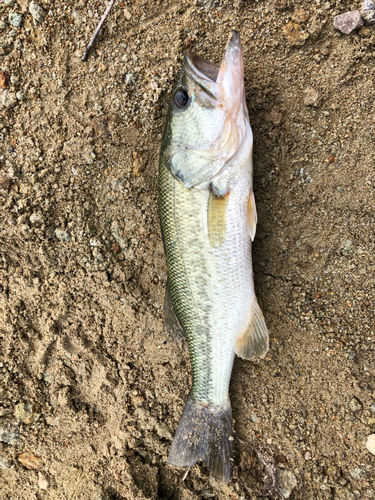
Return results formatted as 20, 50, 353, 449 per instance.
2, 90, 17, 109
9, 13, 22, 28
4, 0, 15, 6
124, 8, 131, 20
14, 403, 38, 424
17, 0, 29, 12
0, 454, 11, 468
29, 213, 44, 225
333, 11, 363, 34
282, 22, 309, 46
0, 420, 23, 447
0, 72, 8, 89
349, 397, 362, 412
18, 452, 42, 470
361, 0, 375, 24
366, 434, 375, 455
29, 1, 47, 23
276, 468, 297, 499
38, 473, 48, 490
71, 11, 82, 28
55, 229, 71, 242
350, 468, 366, 479
304, 88, 320, 107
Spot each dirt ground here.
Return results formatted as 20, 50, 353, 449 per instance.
0, 0, 375, 498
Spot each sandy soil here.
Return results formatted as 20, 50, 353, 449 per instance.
0, 0, 375, 499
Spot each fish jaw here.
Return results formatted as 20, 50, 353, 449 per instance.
216, 30, 245, 119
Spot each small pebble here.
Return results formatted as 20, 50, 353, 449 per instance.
38, 473, 48, 490
55, 229, 71, 242
304, 88, 320, 107
29, 1, 47, 23
29, 213, 44, 224
89, 238, 101, 247
9, 13, 22, 28
282, 22, 309, 46
124, 8, 131, 20
0, 455, 10, 469
333, 11, 363, 34
350, 468, 366, 479
0, 420, 23, 447
366, 434, 375, 456
361, 0, 375, 24
71, 11, 82, 28
0, 21, 7, 31
125, 73, 134, 85
16, 92, 25, 101
349, 397, 362, 412
2, 90, 17, 109
18, 452, 42, 470
4, 0, 15, 6
14, 402, 38, 424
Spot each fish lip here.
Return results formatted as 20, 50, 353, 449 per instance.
225, 30, 241, 53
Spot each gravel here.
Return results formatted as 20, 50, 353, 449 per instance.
29, 1, 47, 24
8, 13, 22, 28
333, 11, 364, 34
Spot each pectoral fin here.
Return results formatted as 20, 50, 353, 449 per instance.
164, 281, 187, 343
235, 299, 268, 360
207, 191, 229, 248
247, 189, 257, 241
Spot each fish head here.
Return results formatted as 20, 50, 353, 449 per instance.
162, 31, 251, 190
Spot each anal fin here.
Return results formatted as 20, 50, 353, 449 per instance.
235, 299, 268, 360
164, 281, 187, 343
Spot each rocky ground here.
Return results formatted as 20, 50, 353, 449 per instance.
0, 0, 375, 499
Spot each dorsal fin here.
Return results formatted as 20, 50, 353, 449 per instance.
235, 299, 268, 360
247, 189, 257, 241
207, 190, 229, 248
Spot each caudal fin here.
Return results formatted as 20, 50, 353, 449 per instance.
168, 395, 233, 482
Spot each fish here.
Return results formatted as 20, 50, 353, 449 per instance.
158, 31, 269, 482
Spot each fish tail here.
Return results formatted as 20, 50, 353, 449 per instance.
168, 394, 233, 482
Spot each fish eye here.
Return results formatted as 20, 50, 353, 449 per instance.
174, 88, 189, 108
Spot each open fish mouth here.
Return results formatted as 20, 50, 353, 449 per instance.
184, 31, 244, 108
185, 51, 220, 83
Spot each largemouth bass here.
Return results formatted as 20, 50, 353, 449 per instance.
158, 31, 269, 482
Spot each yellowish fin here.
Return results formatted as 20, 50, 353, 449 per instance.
235, 299, 268, 360
207, 191, 229, 248
247, 189, 257, 241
